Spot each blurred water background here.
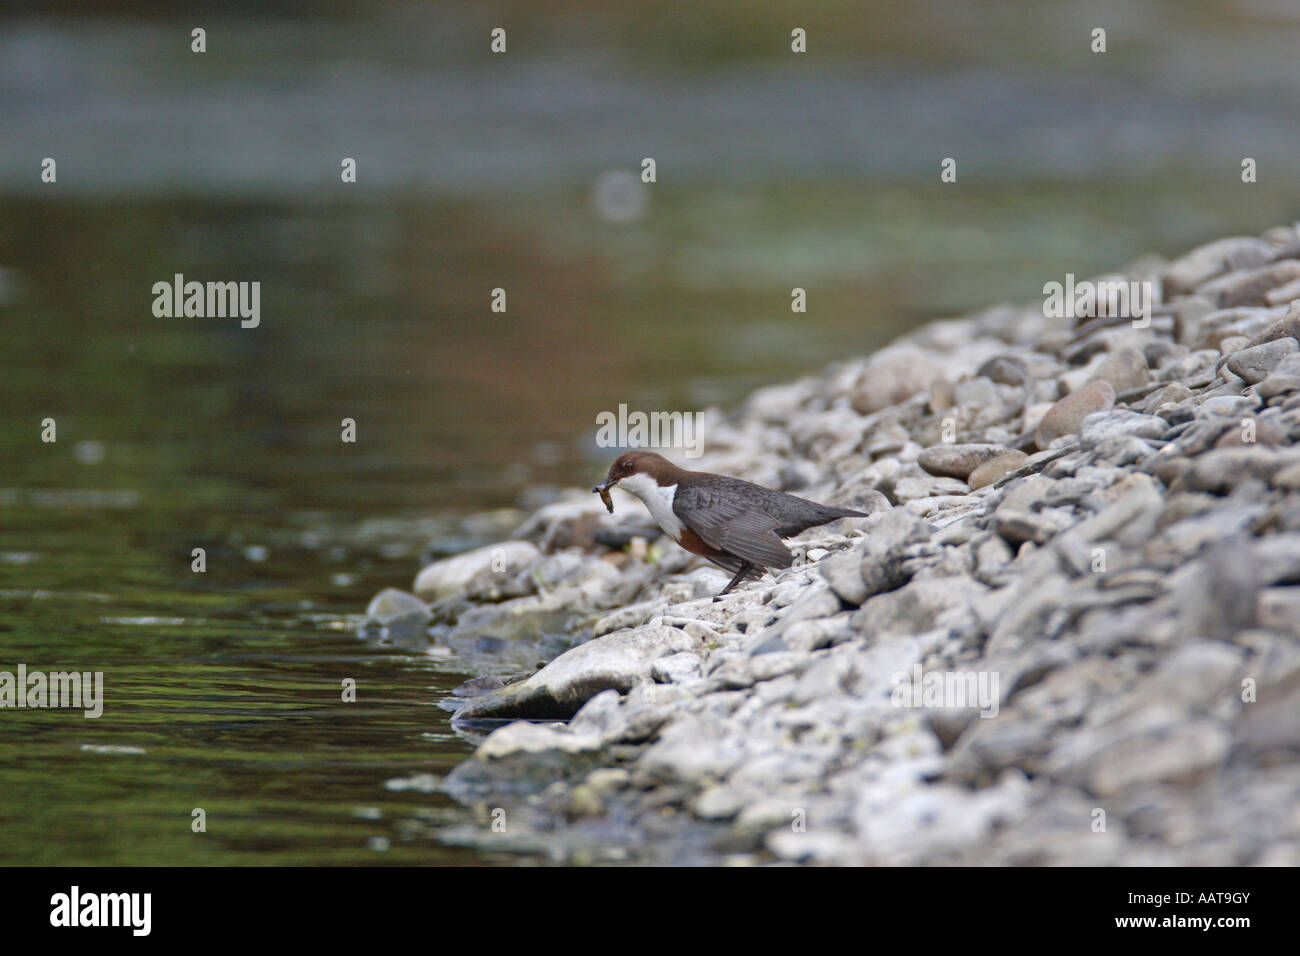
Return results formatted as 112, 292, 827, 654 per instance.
1, 0, 1297, 864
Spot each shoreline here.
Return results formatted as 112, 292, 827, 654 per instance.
373, 224, 1300, 864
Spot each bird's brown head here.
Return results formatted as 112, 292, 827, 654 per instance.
592, 451, 682, 493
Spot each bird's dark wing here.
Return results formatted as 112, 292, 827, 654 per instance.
672, 479, 794, 570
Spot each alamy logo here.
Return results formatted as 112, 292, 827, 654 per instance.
595, 403, 704, 458
0, 664, 103, 718
890, 664, 1000, 718
1042, 273, 1152, 328
50, 886, 151, 936
152, 274, 260, 328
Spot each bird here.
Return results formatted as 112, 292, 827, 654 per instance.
592, 450, 868, 596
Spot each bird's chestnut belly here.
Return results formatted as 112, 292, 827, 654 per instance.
676, 526, 725, 560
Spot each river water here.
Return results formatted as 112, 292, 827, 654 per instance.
1, 1, 1297, 864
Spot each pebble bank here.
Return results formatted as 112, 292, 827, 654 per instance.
368, 225, 1300, 864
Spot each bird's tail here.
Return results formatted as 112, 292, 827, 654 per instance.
821, 506, 870, 519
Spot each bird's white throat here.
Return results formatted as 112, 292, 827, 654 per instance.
616, 473, 684, 539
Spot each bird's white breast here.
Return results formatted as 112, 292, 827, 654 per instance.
617, 473, 684, 540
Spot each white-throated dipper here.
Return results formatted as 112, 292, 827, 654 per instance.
593, 451, 868, 596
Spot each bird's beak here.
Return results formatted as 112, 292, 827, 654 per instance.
592, 478, 615, 493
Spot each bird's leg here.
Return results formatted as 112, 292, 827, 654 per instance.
714, 562, 755, 600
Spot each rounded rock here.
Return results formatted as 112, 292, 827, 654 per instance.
851, 347, 947, 415
968, 451, 1029, 489
1034, 380, 1116, 450
976, 355, 1029, 387
1091, 346, 1149, 394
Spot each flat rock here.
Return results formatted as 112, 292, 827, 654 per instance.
918, 443, 1014, 480
452, 624, 697, 720
448, 588, 591, 644
1176, 447, 1300, 494
1163, 236, 1275, 296
1258, 373, 1300, 401
1226, 337, 1299, 385
1201, 260, 1300, 308
478, 721, 604, 759
1248, 301, 1300, 347
972, 450, 1029, 489
414, 541, 541, 601
453, 675, 507, 698
1079, 409, 1168, 448
893, 475, 970, 501
992, 508, 1074, 546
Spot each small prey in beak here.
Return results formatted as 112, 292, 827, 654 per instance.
591, 480, 615, 513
